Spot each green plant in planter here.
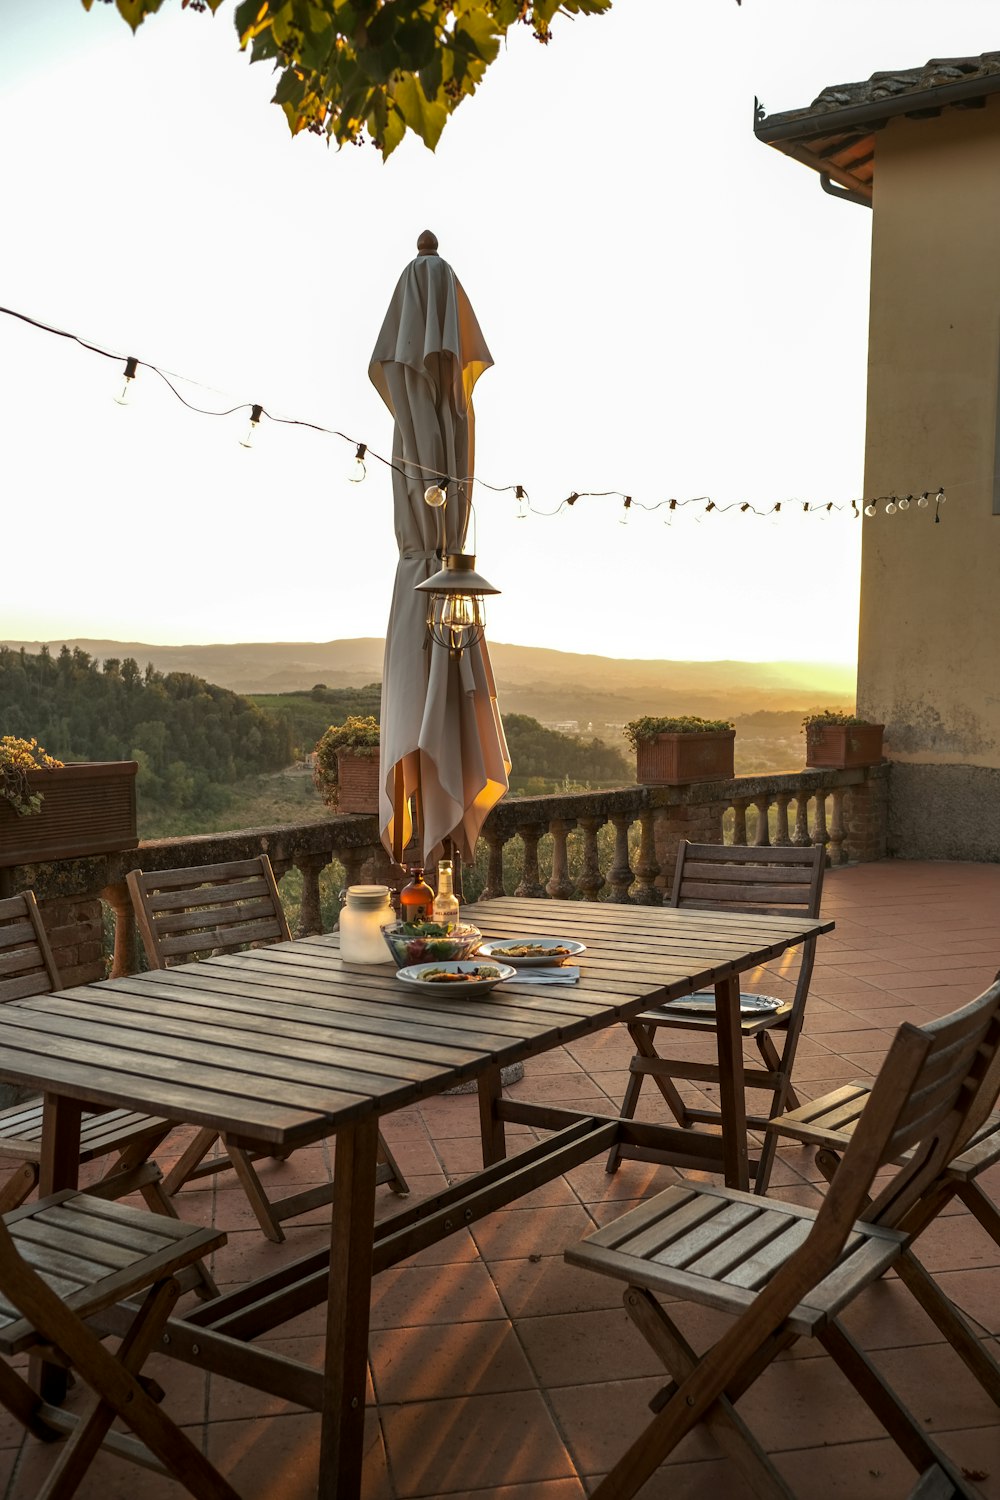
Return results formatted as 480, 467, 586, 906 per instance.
800, 710, 873, 730
622, 715, 734, 751
313, 716, 380, 809
0, 737, 63, 818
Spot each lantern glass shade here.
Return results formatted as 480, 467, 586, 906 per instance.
415, 553, 500, 656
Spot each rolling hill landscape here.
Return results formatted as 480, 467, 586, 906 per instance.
2, 638, 855, 728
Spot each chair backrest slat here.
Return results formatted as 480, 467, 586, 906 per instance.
0, 893, 61, 1003
127, 856, 291, 970
670, 842, 825, 919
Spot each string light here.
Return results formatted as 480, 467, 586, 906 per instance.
347, 442, 367, 482
239, 403, 263, 449
0, 302, 953, 528
114, 355, 138, 406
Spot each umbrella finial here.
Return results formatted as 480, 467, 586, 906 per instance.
417, 230, 439, 256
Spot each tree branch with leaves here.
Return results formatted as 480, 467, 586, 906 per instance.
83, 0, 613, 157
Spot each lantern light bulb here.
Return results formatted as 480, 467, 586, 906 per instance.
864, 503, 877, 517
515, 485, 528, 520
240, 403, 264, 449
424, 482, 447, 508
885, 500, 897, 515
348, 443, 367, 482
114, 355, 139, 406
897, 495, 910, 512
917, 492, 930, 508
620, 496, 632, 525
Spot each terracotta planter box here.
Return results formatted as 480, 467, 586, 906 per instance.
635, 731, 735, 786
805, 723, 884, 770
336, 750, 381, 814
0, 761, 138, 867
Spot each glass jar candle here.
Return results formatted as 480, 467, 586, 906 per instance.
339, 885, 394, 964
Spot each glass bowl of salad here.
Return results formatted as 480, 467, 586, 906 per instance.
382, 920, 482, 968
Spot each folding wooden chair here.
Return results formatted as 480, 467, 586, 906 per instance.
127, 857, 408, 1242
606, 842, 825, 1192
569, 978, 1000, 1500
0, 1187, 236, 1498
0, 894, 178, 1213
762, 977, 1000, 1404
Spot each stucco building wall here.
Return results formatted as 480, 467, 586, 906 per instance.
859, 100, 1000, 858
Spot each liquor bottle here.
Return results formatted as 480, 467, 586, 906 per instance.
432, 859, 460, 928
400, 865, 434, 924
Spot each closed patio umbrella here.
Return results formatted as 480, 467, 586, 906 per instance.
370, 231, 510, 869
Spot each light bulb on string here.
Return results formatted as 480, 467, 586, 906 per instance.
239, 403, 263, 449
424, 481, 448, 508
917, 492, 930, 508
620, 496, 632, 525
347, 443, 367, 482
897, 494, 911, 512
885, 499, 897, 515
114, 356, 139, 406
935, 487, 946, 523
515, 485, 528, 520
864, 503, 876, 517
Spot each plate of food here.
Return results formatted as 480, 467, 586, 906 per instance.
395, 960, 516, 998
476, 937, 586, 968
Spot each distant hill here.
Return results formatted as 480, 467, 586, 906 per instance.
2, 637, 856, 722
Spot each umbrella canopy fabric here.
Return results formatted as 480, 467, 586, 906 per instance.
370, 240, 510, 865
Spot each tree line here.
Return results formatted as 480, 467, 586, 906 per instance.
0, 645, 293, 818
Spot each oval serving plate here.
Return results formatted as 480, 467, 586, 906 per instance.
477, 937, 586, 968
395, 960, 516, 999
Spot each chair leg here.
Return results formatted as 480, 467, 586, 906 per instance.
624, 1286, 795, 1499
162, 1127, 221, 1196
375, 1132, 410, 1196
606, 1022, 689, 1175
894, 1249, 1000, 1404
0, 1162, 39, 1214
818, 1318, 968, 1485
955, 1178, 1000, 1248
225, 1145, 285, 1243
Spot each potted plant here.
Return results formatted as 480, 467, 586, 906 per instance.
0, 737, 138, 867
624, 716, 735, 785
802, 711, 885, 769
314, 716, 381, 814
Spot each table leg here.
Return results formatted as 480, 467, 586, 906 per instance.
715, 977, 750, 1192
319, 1115, 379, 1499
34, 1093, 85, 1401
477, 1064, 507, 1167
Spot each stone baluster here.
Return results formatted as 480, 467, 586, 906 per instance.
576, 816, 606, 902
810, 790, 830, 860
481, 829, 509, 899
731, 797, 749, 846
607, 814, 634, 903
632, 809, 661, 905
294, 854, 327, 936
546, 818, 577, 899
270, 857, 294, 883
773, 792, 792, 846
100, 881, 140, 979
515, 824, 547, 899
828, 788, 847, 865
792, 794, 812, 846
752, 796, 771, 847
340, 847, 368, 893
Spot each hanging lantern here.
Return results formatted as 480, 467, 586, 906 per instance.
414, 553, 500, 657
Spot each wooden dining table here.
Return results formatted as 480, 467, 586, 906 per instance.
0, 895, 832, 1498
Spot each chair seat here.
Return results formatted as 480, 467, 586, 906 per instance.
635, 992, 793, 1036
0, 1101, 171, 1164
566, 1181, 904, 1337
0, 1188, 224, 1355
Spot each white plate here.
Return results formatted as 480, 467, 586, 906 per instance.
665, 992, 784, 1016
477, 937, 586, 968
395, 960, 516, 998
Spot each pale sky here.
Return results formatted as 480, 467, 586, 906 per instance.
1, 1, 994, 664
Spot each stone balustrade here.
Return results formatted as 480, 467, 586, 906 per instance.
6, 764, 888, 986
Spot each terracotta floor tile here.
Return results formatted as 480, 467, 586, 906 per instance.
371, 1260, 508, 1330
931, 1267, 1000, 1335
381, 1389, 575, 1497
773, 1435, 916, 1498
490, 1252, 626, 1319
549, 1377, 720, 1475
9, 1438, 197, 1499
471, 1203, 596, 1262
873, 1341, 1000, 1431
517, 1306, 663, 1388
370, 1318, 536, 1403
461, 1483, 586, 1500
206, 1408, 391, 1500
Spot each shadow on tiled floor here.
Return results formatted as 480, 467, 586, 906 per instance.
2, 860, 999, 1498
